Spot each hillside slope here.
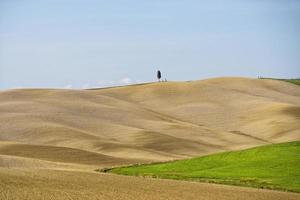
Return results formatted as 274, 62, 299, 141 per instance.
0, 77, 300, 169
1, 77, 300, 199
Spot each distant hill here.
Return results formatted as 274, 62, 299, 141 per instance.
0, 77, 300, 169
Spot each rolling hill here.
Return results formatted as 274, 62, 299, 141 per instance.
0, 77, 300, 199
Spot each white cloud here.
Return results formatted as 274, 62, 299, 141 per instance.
96, 77, 143, 88
109, 80, 116, 85
119, 77, 132, 84
64, 84, 72, 89
12, 86, 24, 89
97, 80, 106, 85
97, 80, 116, 87
81, 83, 90, 89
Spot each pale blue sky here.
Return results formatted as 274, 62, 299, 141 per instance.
0, 0, 300, 89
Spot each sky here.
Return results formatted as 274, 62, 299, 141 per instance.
0, 0, 300, 89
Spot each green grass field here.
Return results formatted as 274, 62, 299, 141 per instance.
284, 79, 300, 86
106, 141, 300, 192
259, 78, 300, 86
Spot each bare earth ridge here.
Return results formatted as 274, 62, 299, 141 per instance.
0, 77, 300, 199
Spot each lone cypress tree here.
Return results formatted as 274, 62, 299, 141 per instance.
157, 70, 162, 82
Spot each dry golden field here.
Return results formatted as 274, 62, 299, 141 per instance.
0, 77, 300, 199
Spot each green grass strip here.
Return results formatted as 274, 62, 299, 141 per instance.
105, 141, 300, 193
